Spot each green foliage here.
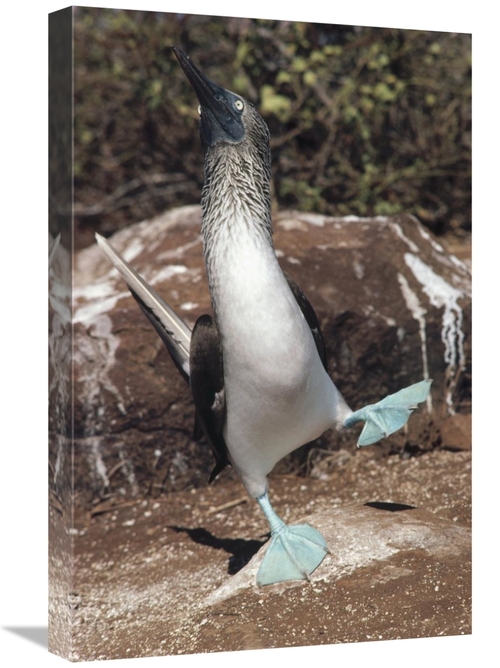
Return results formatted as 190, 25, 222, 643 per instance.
260, 85, 292, 122
73, 9, 471, 246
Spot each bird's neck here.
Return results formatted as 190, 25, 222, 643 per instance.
200, 144, 274, 307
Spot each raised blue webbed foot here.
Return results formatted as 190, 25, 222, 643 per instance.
343, 379, 432, 447
256, 493, 329, 586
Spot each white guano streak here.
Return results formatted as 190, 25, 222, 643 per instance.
404, 253, 466, 413
397, 273, 432, 413
390, 223, 420, 253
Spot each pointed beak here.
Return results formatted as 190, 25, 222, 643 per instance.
172, 46, 245, 147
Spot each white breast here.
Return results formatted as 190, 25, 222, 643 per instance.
206, 217, 349, 498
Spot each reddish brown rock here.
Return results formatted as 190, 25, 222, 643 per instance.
69, 206, 471, 504
439, 413, 472, 450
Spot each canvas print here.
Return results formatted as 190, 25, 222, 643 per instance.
49, 7, 471, 661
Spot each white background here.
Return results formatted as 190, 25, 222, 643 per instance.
1, 1, 494, 666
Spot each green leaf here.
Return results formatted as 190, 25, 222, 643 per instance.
260, 85, 292, 122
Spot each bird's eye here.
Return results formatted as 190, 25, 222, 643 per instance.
197, 105, 202, 115
234, 99, 244, 111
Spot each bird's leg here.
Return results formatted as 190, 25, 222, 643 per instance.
343, 379, 432, 447
255, 492, 329, 586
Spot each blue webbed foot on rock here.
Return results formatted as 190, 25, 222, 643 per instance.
256, 493, 329, 586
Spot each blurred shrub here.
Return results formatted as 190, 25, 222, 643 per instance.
73, 9, 471, 248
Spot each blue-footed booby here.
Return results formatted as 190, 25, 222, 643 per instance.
96, 47, 431, 587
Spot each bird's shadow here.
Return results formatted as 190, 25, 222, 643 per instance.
170, 503, 417, 575
365, 501, 417, 512
168, 525, 267, 575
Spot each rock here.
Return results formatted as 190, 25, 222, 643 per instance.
439, 413, 472, 450
198, 504, 471, 652
56, 459, 471, 659
207, 504, 470, 606
68, 206, 471, 503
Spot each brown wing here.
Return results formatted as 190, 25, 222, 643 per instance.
189, 314, 230, 482
284, 272, 328, 370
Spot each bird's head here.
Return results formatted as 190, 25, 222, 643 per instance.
172, 46, 270, 160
